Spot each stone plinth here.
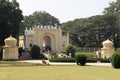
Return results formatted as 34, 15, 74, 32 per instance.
100, 39, 114, 58
3, 35, 18, 60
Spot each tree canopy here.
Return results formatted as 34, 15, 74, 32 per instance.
62, 0, 120, 48
23, 11, 60, 27
19, 11, 60, 35
104, 0, 120, 29
0, 0, 23, 45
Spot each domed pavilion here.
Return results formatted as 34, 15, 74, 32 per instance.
100, 39, 115, 58
3, 35, 18, 60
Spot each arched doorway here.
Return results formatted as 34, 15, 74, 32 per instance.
43, 36, 52, 52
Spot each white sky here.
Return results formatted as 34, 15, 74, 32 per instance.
16, 0, 115, 23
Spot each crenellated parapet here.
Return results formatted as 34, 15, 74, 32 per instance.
25, 25, 60, 30
33, 25, 61, 29
25, 26, 61, 36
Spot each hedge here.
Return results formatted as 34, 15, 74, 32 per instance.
87, 58, 97, 63
98, 58, 111, 63
49, 58, 98, 63
49, 58, 75, 62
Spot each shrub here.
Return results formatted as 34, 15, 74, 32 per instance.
0, 47, 3, 60
65, 45, 76, 58
98, 58, 111, 63
49, 58, 75, 62
75, 54, 87, 66
112, 53, 120, 69
115, 48, 120, 54
18, 47, 24, 57
87, 58, 97, 63
75, 52, 96, 58
30, 45, 41, 59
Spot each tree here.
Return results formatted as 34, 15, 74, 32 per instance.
18, 47, 24, 57
0, 0, 23, 45
65, 45, 76, 58
0, 47, 3, 60
23, 11, 60, 29
62, 19, 89, 47
61, 0, 120, 48
103, 0, 120, 14
20, 11, 60, 35
62, 14, 120, 48
30, 45, 41, 59
103, 0, 120, 29
103, 0, 120, 48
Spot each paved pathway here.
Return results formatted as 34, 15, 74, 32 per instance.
20, 60, 111, 67
86, 63, 111, 67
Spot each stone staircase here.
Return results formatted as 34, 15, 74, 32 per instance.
42, 53, 50, 59
42, 52, 68, 59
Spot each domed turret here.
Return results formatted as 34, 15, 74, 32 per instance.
102, 39, 114, 49
4, 35, 17, 46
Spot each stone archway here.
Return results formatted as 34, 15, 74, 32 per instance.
43, 36, 52, 52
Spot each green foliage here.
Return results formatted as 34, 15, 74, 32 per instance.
112, 53, 120, 69
0, 0, 23, 45
0, 47, 3, 60
75, 54, 87, 66
65, 45, 76, 58
87, 58, 97, 63
62, 2, 120, 47
76, 52, 95, 58
98, 58, 111, 63
22, 11, 60, 32
103, 0, 120, 14
18, 47, 24, 57
115, 48, 120, 53
30, 45, 41, 59
49, 58, 75, 62
20, 11, 60, 35
49, 57, 97, 63
103, 0, 120, 48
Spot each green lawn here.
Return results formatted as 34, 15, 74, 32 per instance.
0, 61, 29, 64
0, 66, 119, 80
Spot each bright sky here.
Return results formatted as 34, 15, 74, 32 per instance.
16, 0, 115, 23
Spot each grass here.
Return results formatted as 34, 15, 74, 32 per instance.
0, 61, 35, 64
0, 65, 119, 80
0, 61, 26, 64
0, 61, 42, 66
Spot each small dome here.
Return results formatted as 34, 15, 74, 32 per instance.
102, 39, 114, 48
4, 35, 17, 46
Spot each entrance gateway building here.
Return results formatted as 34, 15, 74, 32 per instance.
19, 25, 69, 53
